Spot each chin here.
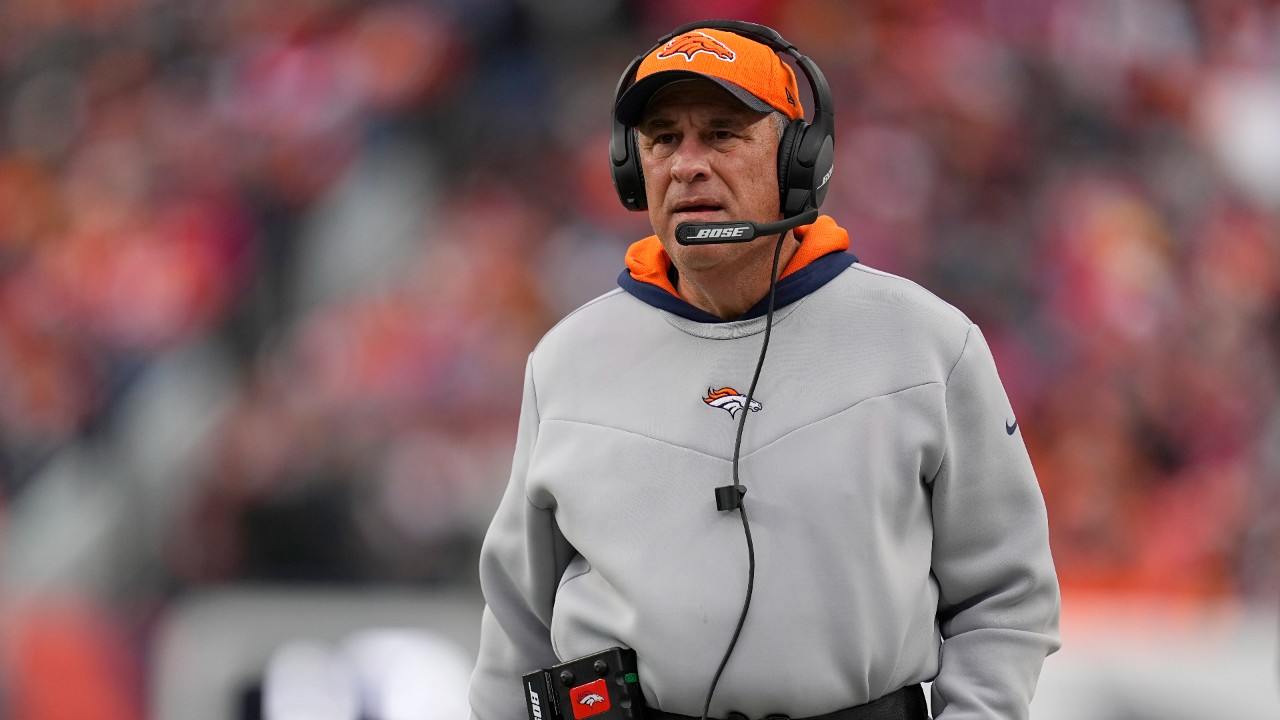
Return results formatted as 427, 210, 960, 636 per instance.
669, 240, 748, 273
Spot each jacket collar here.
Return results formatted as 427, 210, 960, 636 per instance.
618, 215, 857, 323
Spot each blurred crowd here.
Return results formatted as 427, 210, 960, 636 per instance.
1, 0, 1278, 717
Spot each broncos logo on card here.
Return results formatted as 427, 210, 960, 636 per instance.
704, 387, 762, 418
568, 678, 611, 718
656, 31, 736, 62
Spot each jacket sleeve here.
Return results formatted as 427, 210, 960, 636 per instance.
469, 357, 575, 720
929, 325, 1061, 720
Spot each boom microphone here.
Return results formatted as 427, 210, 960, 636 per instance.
675, 208, 819, 246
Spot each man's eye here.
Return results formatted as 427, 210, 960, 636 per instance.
712, 130, 735, 141
654, 133, 677, 144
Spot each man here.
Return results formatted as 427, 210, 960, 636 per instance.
468, 22, 1060, 720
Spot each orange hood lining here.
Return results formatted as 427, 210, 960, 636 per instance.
624, 215, 850, 297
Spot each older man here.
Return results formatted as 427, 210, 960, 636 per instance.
468, 21, 1060, 720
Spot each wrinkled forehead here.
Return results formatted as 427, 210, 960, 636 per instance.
639, 78, 764, 125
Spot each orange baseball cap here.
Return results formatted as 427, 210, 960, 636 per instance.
615, 27, 804, 127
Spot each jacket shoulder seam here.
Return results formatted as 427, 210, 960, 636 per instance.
744, 381, 944, 459
542, 416, 729, 462
531, 288, 628, 356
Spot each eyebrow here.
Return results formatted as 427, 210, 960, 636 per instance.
638, 117, 677, 134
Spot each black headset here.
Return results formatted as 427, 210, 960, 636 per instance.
609, 19, 835, 221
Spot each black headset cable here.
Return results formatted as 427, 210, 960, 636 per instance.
700, 231, 787, 720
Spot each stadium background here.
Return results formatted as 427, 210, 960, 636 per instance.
0, 0, 1277, 717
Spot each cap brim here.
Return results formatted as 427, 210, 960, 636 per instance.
615, 70, 775, 127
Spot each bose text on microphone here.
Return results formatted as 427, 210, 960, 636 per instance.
675, 208, 820, 246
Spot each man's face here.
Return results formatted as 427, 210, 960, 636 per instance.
636, 79, 782, 273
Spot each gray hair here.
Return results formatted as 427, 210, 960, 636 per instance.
772, 111, 791, 142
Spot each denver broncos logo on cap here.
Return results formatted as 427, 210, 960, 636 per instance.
656, 31, 736, 63
703, 387, 762, 418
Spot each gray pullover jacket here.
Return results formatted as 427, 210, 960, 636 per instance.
469, 218, 1060, 720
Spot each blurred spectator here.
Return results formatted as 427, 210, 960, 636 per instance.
3, 599, 146, 720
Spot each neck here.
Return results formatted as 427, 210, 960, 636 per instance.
674, 233, 798, 320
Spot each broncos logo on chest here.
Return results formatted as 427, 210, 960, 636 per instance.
656, 31, 737, 63
703, 387, 762, 418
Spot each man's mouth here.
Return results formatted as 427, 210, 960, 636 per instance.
673, 202, 724, 216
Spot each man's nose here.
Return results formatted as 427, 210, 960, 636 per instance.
669, 138, 712, 183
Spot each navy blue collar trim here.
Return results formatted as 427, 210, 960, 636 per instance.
617, 251, 858, 324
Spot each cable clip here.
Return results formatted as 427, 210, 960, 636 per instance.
714, 485, 747, 512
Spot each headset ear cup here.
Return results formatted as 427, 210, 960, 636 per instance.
611, 124, 648, 211
776, 119, 807, 217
